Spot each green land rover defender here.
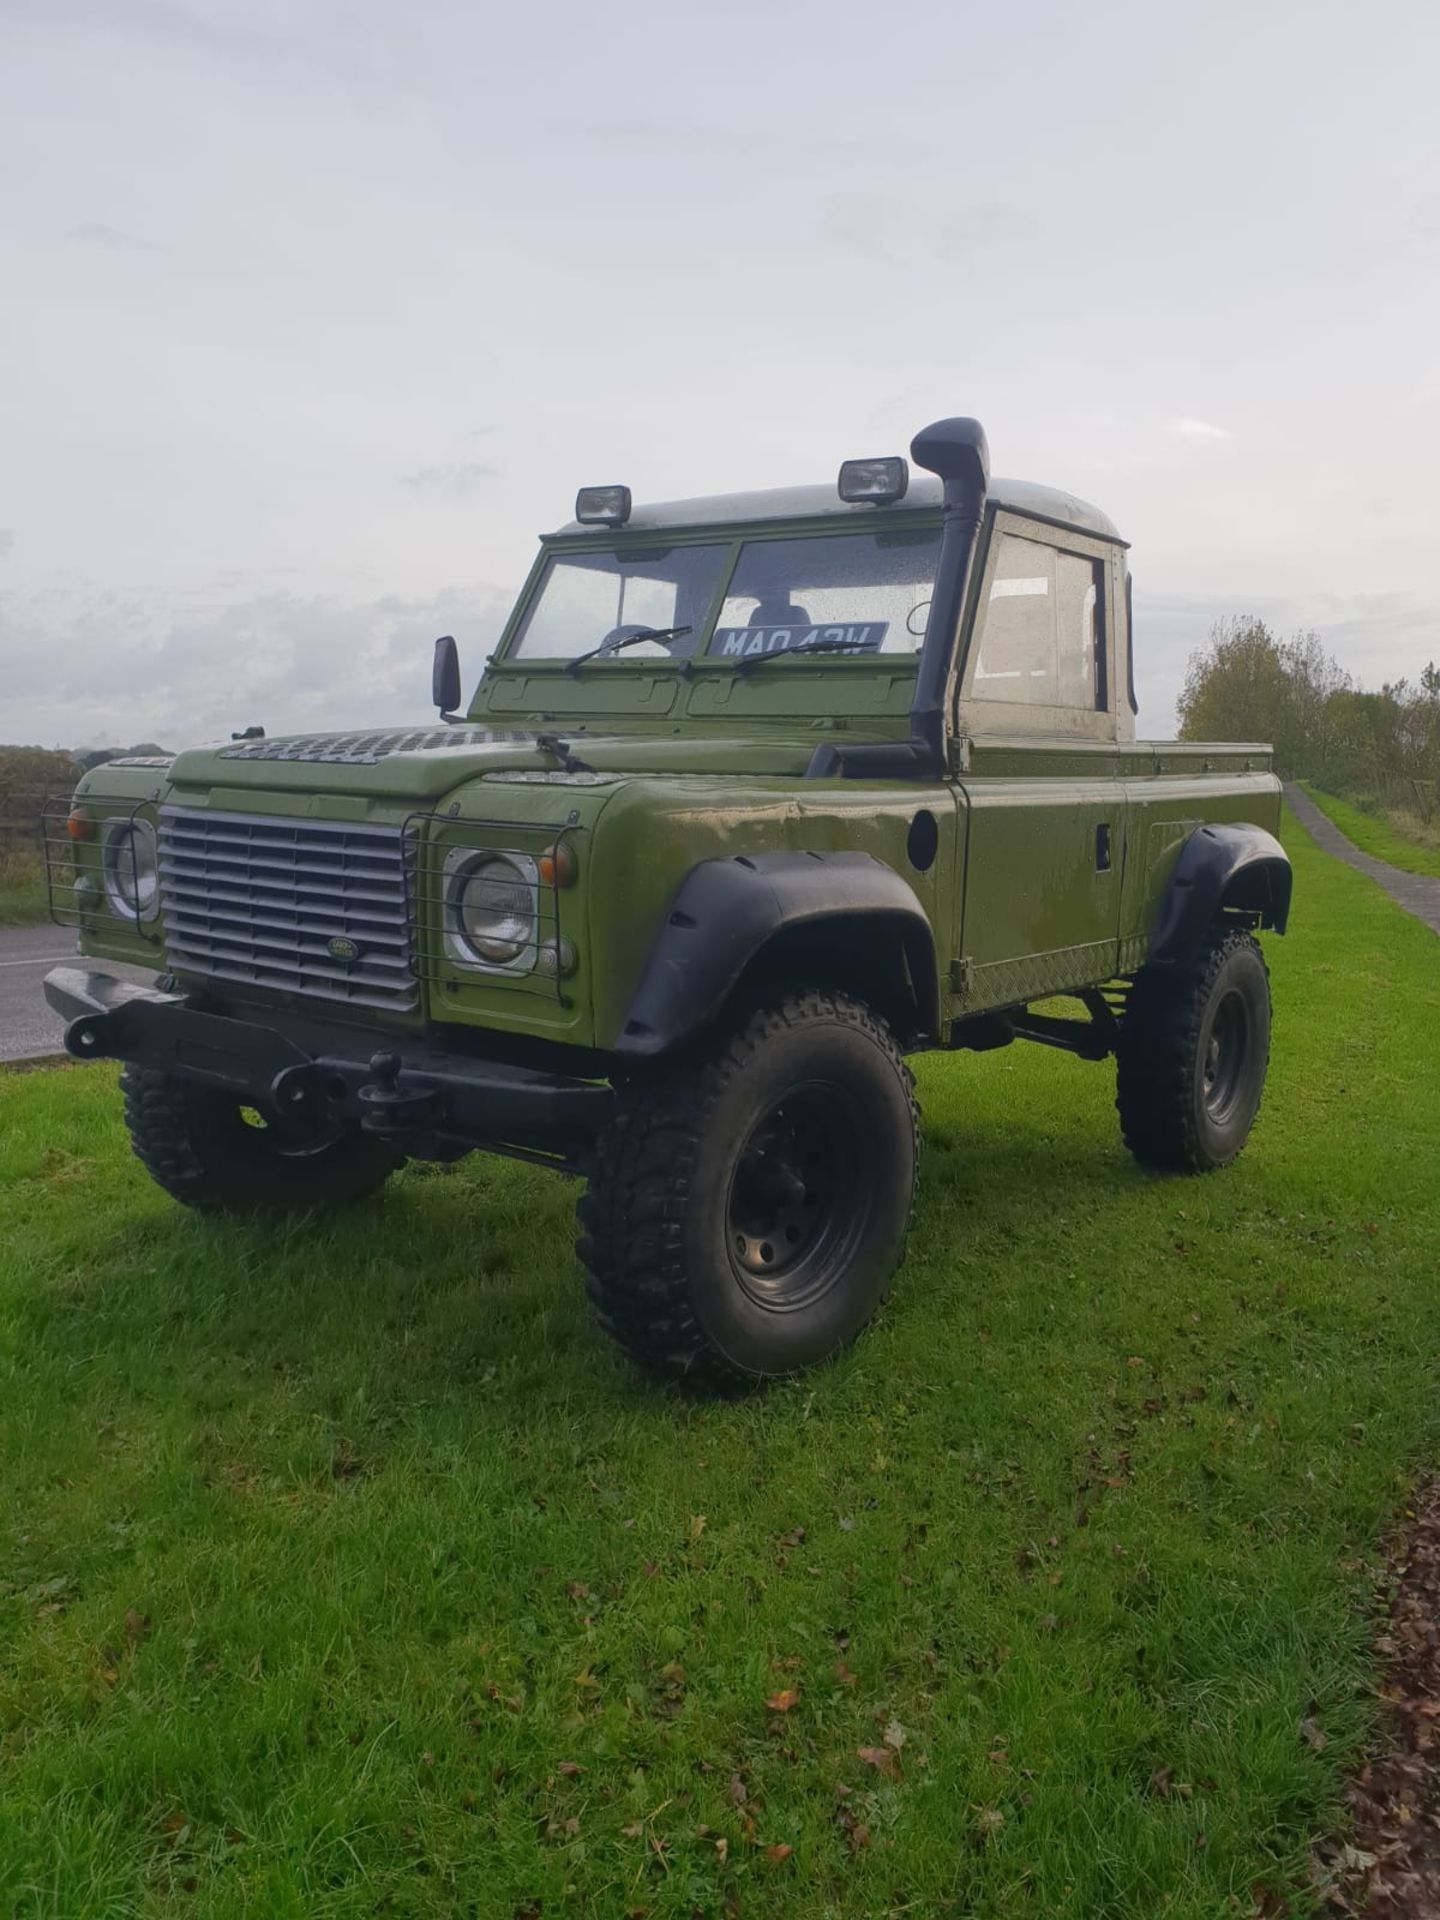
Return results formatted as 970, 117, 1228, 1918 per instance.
44, 417, 1291, 1388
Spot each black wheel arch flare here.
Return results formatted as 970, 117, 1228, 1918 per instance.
1150, 822, 1292, 963
615, 852, 939, 1057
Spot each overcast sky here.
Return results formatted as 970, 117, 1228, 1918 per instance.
2, 0, 1438, 748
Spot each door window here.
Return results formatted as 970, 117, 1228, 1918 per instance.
972, 533, 1105, 710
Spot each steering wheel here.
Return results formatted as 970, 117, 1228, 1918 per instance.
597, 623, 673, 654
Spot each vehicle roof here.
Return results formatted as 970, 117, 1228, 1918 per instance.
549, 474, 1124, 543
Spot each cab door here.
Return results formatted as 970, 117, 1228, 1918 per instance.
951, 514, 1126, 1012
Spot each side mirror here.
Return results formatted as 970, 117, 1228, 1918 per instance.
432, 634, 462, 716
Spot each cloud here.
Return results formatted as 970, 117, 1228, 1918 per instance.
0, 581, 516, 750
67, 221, 165, 253
817, 191, 902, 261
1168, 417, 1234, 442
10, 0, 423, 96
0, 531, 14, 560
579, 119, 929, 166
818, 192, 1033, 268
401, 462, 500, 499
934, 201, 1036, 264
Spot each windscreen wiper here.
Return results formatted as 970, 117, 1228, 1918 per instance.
565, 626, 692, 675
734, 636, 879, 678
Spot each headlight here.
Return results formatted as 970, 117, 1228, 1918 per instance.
102, 820, 159, 921
450, 853, 537, 968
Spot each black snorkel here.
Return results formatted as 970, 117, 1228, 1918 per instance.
804, 415, 990, 780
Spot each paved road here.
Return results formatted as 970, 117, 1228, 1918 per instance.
0, 925, 156, 1064
1284, 784, 1440, 937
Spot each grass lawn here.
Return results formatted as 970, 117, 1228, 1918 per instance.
0, 851, 49, 929
1302, 784, 1440, 880
3, 813, 1440, 1918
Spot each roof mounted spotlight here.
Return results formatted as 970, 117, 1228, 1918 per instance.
575, 484, 632, 528
837, 455, 908, 506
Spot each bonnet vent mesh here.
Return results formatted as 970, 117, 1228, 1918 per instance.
218, 728, 531, 766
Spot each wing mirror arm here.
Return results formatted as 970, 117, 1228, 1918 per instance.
432, 634, 462, 720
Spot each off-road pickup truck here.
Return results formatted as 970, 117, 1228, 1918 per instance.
43, 416, 1291, 1388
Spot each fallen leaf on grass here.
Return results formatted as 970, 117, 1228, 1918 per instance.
857, 1745, 899, 1778
882, 1717, 907, 1751
688, 1514, 707, 1542
1299, 1714, 1328, 1751
556, 1761, 585, 1777
765, 1688, 800, 1712
728, 1773, 748, 1805
764, 1842, 793, 1861
835, 1660, 857, 1686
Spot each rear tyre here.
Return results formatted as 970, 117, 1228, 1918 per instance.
577, 991, 918, 1389
120, 1064, 401, 1215
1116, 928, 1271, 1173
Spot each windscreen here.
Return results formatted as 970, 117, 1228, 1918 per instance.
506, 524, 941, 663
707, 528, 941, 661
509, 545, 730, 662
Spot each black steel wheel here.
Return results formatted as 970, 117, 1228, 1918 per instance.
1116, 928, 1271, 1173
121, 1064, 401, 1215
577, 991, 918, 1388
727, 1083, 875, 1311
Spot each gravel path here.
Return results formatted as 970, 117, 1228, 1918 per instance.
1284, 783, 1440, 938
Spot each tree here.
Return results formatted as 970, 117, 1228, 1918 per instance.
1177, 618, 1315, 774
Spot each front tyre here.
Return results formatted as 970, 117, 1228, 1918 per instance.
578, 992, 919, 1389
1116, 928, 1271, 1173
121, 1065, 401, 1215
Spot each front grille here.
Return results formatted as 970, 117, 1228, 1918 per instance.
158, 806, 417, 1012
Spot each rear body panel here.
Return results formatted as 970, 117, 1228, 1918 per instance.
954, 739, 1280, 1012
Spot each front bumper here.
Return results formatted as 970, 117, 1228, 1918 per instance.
43, 968, 612, 1168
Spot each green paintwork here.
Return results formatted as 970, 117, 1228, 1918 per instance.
58, 493, 1282, 1060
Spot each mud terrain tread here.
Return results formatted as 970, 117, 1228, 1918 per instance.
1116, 928, 1269, 1173
576, 990, 917, 1388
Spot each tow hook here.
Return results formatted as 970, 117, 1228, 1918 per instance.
358, 1051, 442, 1138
